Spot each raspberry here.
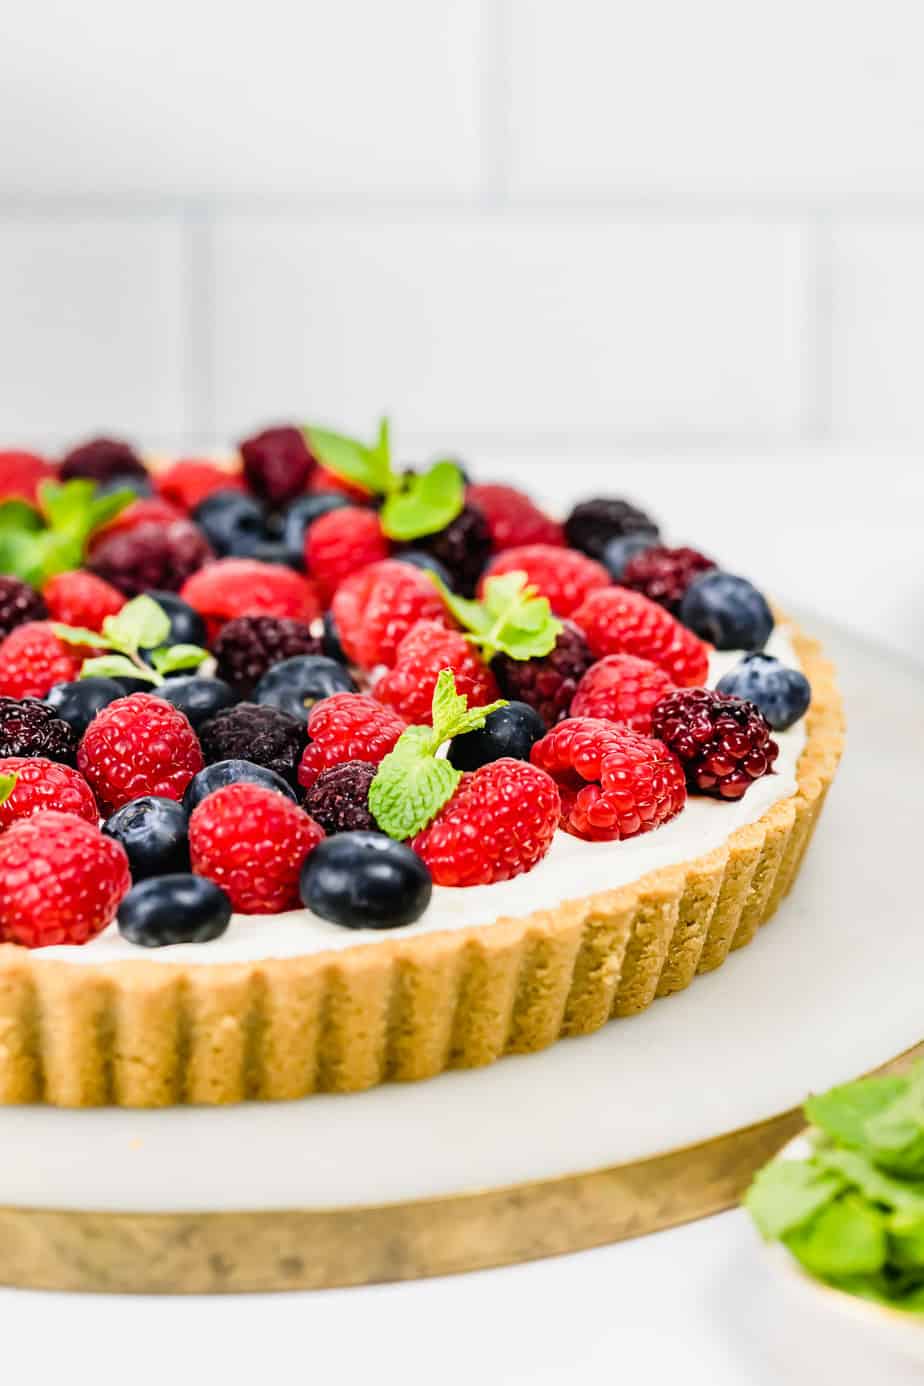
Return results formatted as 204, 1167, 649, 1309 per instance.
181, 558, 321, 638
87, 497, 184, 553
303, 761, 378, 835
43, 570, 125, 631
564, 497, 659, 559
305, 507, 390, 604
372, 620, 499, 726
0, 622, 89, 699
331, 559, 447, 669
240, 426, 316, 506
572, 587, 710, 688
0, 811, 130, 948
0, 451, 56, 503
89, 519, 214, 597
409, 505, 492, 598
189, 783, 324, 913
78, 693, 204, 814
650, 688, 780, 800
412, 759, 560, 887
492, 620, 594, 728
297, 693, 406, 790
308, 466, 372, 503
531, 718, 686, 842
0, 756, 97, 830
155, 459, 246, 512
199, 702, 307, 786
466, 484, 564, 552
481, 544, 610, 618
59, 437, 147, 485
0, 576, 47, 639
570, 654, 676, 735
0, 699, 77, 765
621, 545, 716, 614
213, 615, 321, 694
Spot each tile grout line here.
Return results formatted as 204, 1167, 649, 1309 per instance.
478, 0, 513, 211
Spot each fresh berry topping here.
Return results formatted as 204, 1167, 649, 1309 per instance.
180, 558, 321, 637
621, 545, 716, 614
411, 759, 560, 887
198, 701, 306, 786
117, 874, 232, 947
308, 465, 372, 503
240, 426, 316, 506
155, 459, 245, 512
298, 693, 406, 792
564, 497, 660, 559
213, 614, 321, 695
447, 700, 545, 771
103, 796, 190, 880
651, 688, 779, 799
193, 490, 268, 557
0, 696, 77, 764
140, 591, 207, 649
0, 622, 88, 699
492, 620, 594, 728
305, 506, 390, 604
300, 832, 431, 929
89, 519, 214, 597
570, 654, 676, 735
332, 559, 448, 669
45, 676, 124, 736
715, 653, 811, 732
372, 620, 499, 726
255, 655, 356, 723
679, 571, 775, 651
156, 676, 238, 730
531, 718, 686, 841
59, 437, 147, 485
408, 504, 492, 598
0, 811, 130, 947
600, 533, 657, 581
182, 759, 297, 815
280, 492, 350, 565
0, 756, 97, 830
189, 783, 324, 914
43, 570, 126, 631
87, 497, 185, 552
466, 483, 564, 552
302, 761, 379, 835
0, 451, 56, 503
393, 550, 453, 586
481, 544, 610, 618
321, 609, 345, 663
572, 587, 710, 687
0, 576, 48, 640
78, 692, 204, 814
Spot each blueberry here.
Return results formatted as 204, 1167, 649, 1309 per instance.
45, 677, 123, 735
282, 493, 351, 564
300, 832, 432, 929
103, 796, 190, 880
255, 655, 356, 723
716, 653, 811, 731
114, 676, 160, 695
182, 758, 297, 814
117, 874, 232, 947
394, 550, 453, 586
193, 490, 268, 557
321, 610, 346, 663
246, 539, 302, 568
448, 701, 545, 771
600, 532, 658, 581
96, 472, 153, 499
679, 571, 774, 651
143, 591, 207, 648
156, 676, 238, 729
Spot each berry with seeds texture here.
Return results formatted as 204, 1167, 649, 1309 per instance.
43, 570, 125, 631
492, 620, 594, 728
411, 758, 560, 887
155, 459, 245, 512
189, 782, 324, 913
0, 697, 77, 764
570, 654, 676, 735
679, 571, 775, 651
0, 622, 90, 699
240, 425, 316, 506
372, 620, 499, 726
651, 687, 779, 800
621, 545, 716, 615
59, 436, 147, 485
466, 483, 564, 552
0, 756, 98, 830
408, 504, 492, 598
531, 718, 686, 841
715, 653, 811, 732
564, 497, 660, 559
331, 559, 448, 669
86, 497, 184, 553
303, 761, 379, 835
89, 519, 214, 597
78, 692, 204, 814
305, 506, 390, 604
199, 701, 307, 786
298, 692, 406, 790
0, 576, 48, 640
213, 614, 321, 694
0, 451, 56, 503
572, 586, 710, 688
481, 544, 610, 618
180, 558, 321, 638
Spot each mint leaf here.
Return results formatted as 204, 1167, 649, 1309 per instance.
784, 1193, 888, 1279
150, 644, 209, 675
380, 460, 464, 541
52, 623, 109, 648
0, 500, 42, 535
806, 1074, 908, 1151
87, 488, 135, 533
745, 1159, 846, 1240
431, 571, 563, 662
430, 667, 505, 743
103, 595, 171, 654
39, 479, 97, 535
0, 529, 44, 585
80, 654, 158, 684
430, 580, 494, 639
813, 1146, 924, 1217
0, 772, 18, 808
305, 424, 393, 495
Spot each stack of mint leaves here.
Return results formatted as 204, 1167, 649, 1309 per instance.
54, 594, 208, 686
746, 1063, 924, 1311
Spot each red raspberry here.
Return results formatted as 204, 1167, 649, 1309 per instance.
59, 437, 147, 485
651, 688, 779, 800
180, 558, 321, 640
331, 559, 448, 669
240, 426, 316, 506
0, 622, 90, 699
297, 692, 406, 791
570, 654, 676, 735
412, 759, 560, 887
0, 451, 56, 503
87, 496, 184, 553
572, 586, 710, 688
189, 783, 324, 913
481, 544, 610, 618
0, 756, 98, 830
466, 484, 564, 551
373, 620, 499, 726
492, 620, 594, 728
309, 466, 372, 503
0, 811, 130, 947
89, 519, 214, 597
621, 545, 716, 614
305, 507, 390, 604
531, 717, 686, 842
155, 459, 245, 512
78, 693, 204, 814
43, 570, 126, 631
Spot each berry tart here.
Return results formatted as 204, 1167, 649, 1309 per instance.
0, 425, 843, 1106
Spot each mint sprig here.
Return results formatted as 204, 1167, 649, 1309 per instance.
53, 595, 209, 688
368, 670, 506, 840
431, 570, 563, 662
0, 772, 18, 809
0, 478, 135, 588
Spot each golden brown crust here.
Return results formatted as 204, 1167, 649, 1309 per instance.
0, 622, 843, 1107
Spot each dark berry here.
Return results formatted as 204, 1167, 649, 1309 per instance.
0, 695, 77, 764
240, 425, 316, 507
246, 539, 301, 567
45, 676, 124, 736
142, 591, 207, 648
96, 472, 153, 499
299, 831, 432, 929
193, 490, 268, 557
600, 533, 657, 581
448, 701, 545, 771
282, 493, 351, 564
679, 571, 774, 651
255, 655, 356, 724
117, 873, 232, 947
156, 676, 238, 729
651, 687, 779, 800
213, 614, 321, 695
89, 520, 214, 596
409, 504, 492, 597
114, 675, 162, 695
621, 545, 716, 614
492, 620, 594, 727
198, 702, 307, 785
182, 758, 297, 814
303, 761, 379, 835
322, 610, 345, 663
59, 437, 147, 485
564, 498, 659, 559
394, 550, 453, 586
716, 653, 811, 731
103, 796, 190, 880
0, 576, 47, 640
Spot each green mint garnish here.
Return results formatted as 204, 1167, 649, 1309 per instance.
53, 595, 208, 688
431, 570, 563, 662
0, 772, 19, 808
368, 669, 506, 840
0, 479, 134, 588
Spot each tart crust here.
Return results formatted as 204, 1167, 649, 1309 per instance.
0, 622, 843, 1107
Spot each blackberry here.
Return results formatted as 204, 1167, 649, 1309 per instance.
564, 497, 659, 559
240, 426, 315, 507
214, 615, 321, 695
0, 696, 77, 764
492, 620, 594, 728
409, 504, 491, 597
621, 545, 716, 614
0, 576, 47, 640
88, 520, 214, 596
59, 437, 148, 485
302, 761, 379, 835
651, 687, 779, 800
198, 701, 307, 787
